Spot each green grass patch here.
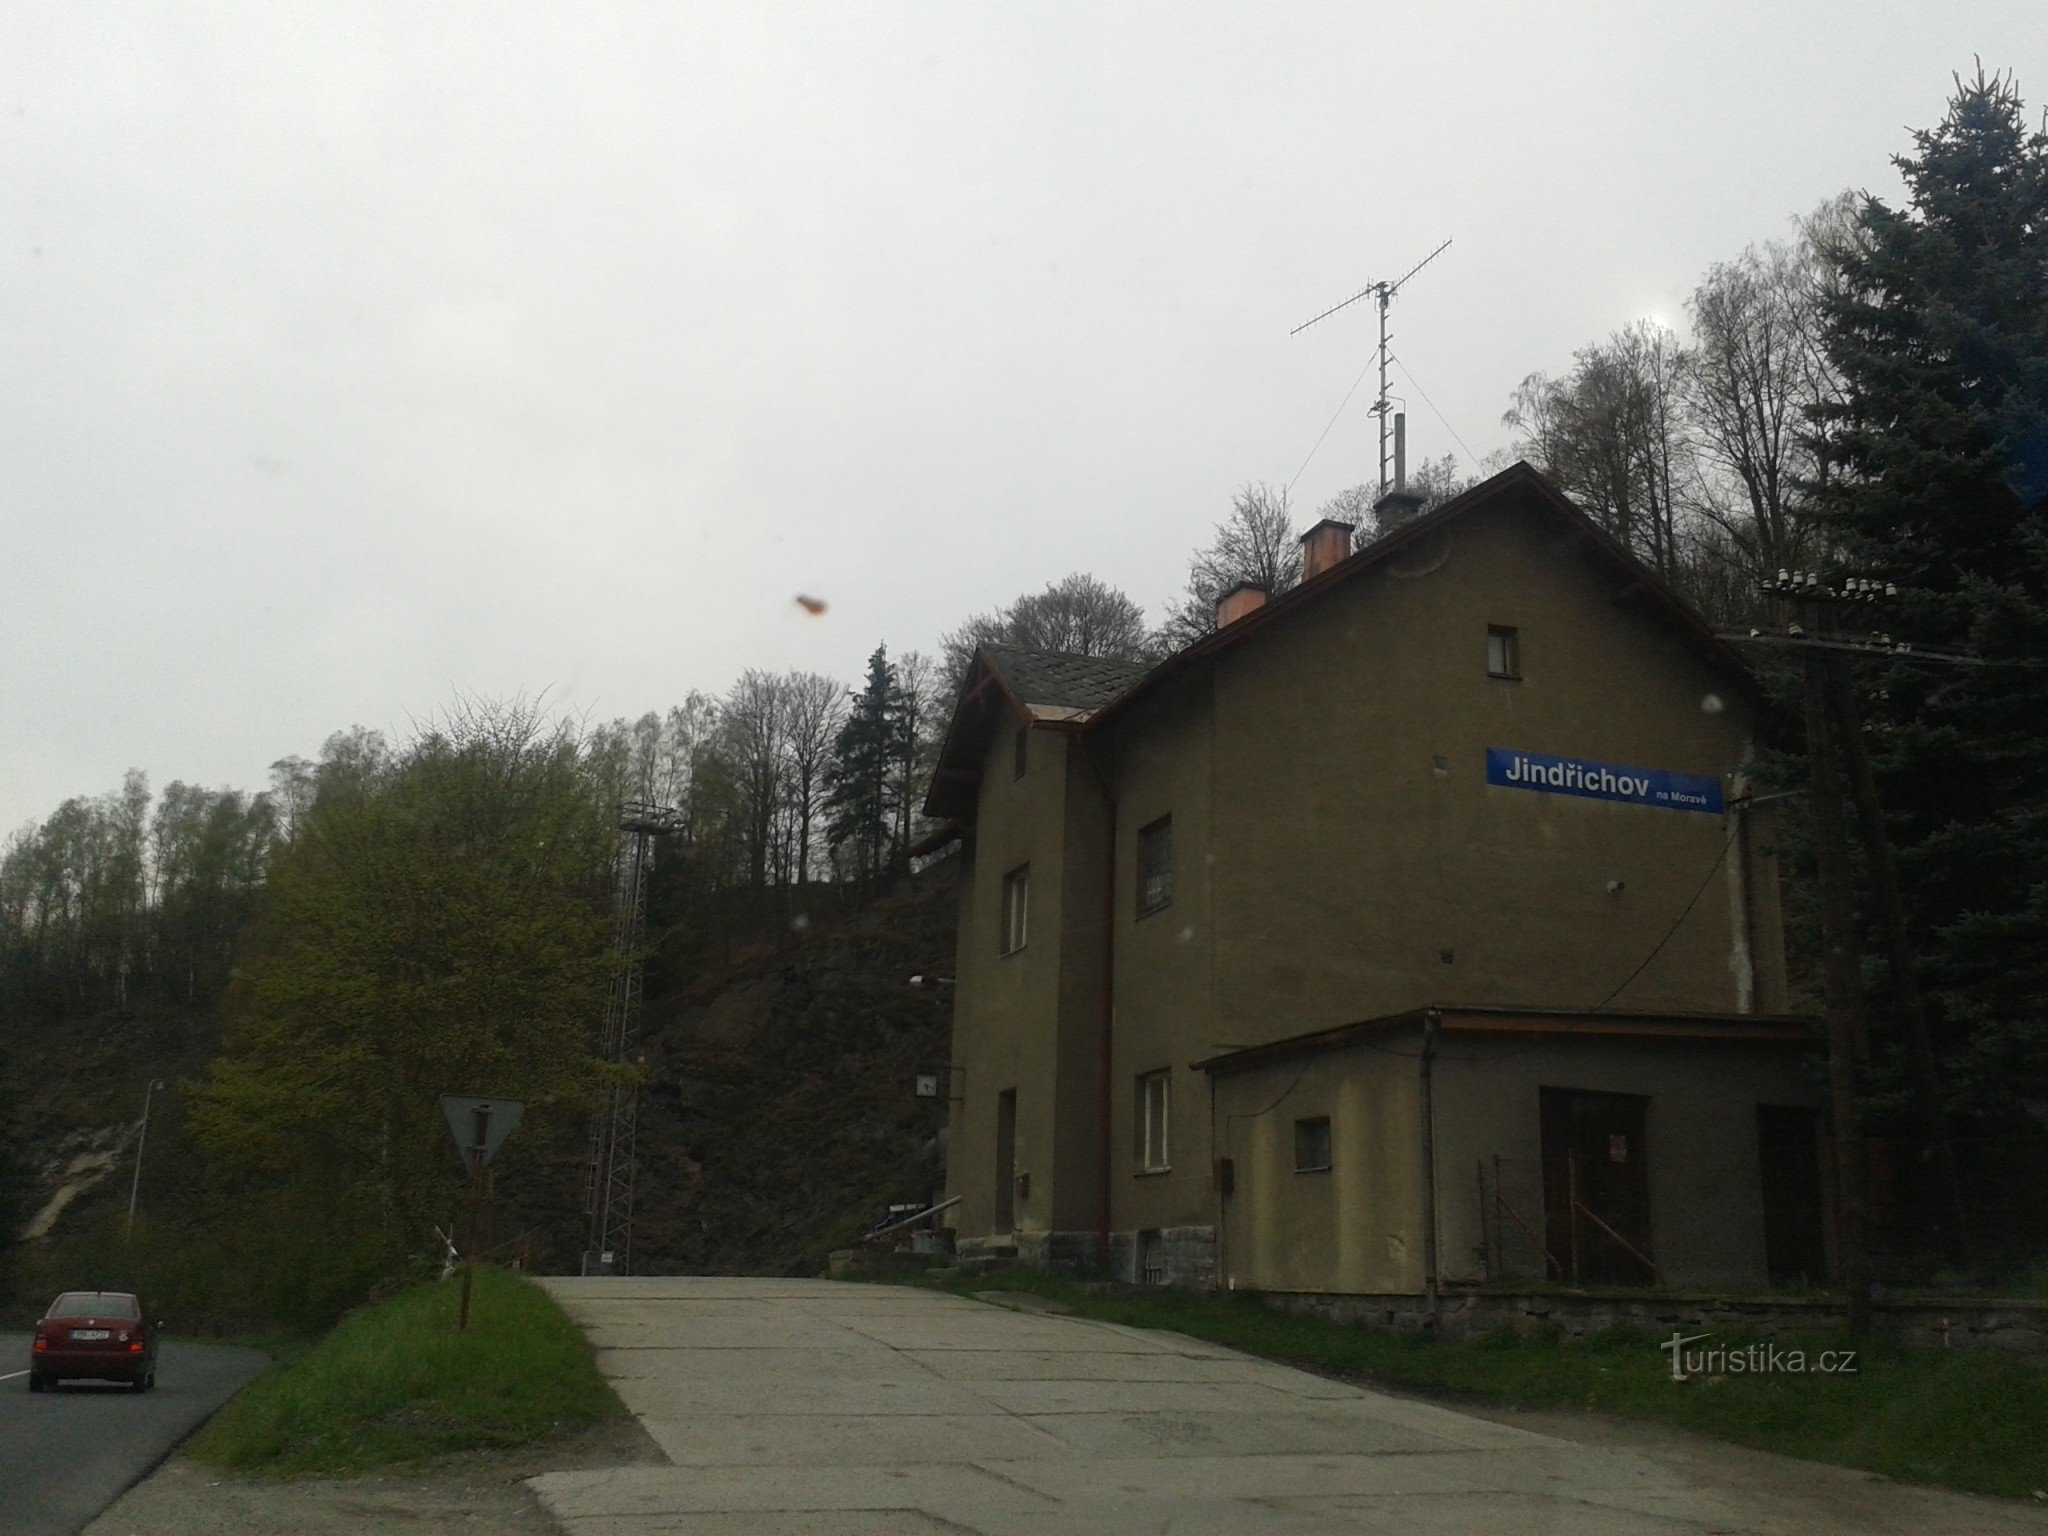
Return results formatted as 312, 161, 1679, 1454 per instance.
188, 1266, 625, 1475
905, 1268, 2048, 1501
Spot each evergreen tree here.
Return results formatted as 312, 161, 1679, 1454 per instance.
1810, 67, 2048, 1107
826, 647, 904, 886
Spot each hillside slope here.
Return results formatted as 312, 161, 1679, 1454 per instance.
628, 860, 958, 1273
3, 861, 960, 1314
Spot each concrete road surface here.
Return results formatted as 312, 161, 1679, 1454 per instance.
533, 1277, 2048, 1536
0, 1333, 269, 1536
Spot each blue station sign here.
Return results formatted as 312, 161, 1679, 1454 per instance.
1486, 748, 1724, 815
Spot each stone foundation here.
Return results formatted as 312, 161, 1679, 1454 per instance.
952, 1226, 1218, 1286
1258, 1288, 2047, 1353
1109, 1225, 1217, 1288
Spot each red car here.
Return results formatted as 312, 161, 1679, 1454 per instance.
28, 1291, 158, 1392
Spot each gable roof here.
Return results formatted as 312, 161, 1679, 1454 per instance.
980, 643, 1152, 713
1085, 461, 1756, 737
921, 462, 1758, 826
923, 642, 1152, 822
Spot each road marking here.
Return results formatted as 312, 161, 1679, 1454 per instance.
0, 1370, 27, 1381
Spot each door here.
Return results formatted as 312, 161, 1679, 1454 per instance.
1541, 1087, 1655, 1285
993, 1089, 1017, 1233
1756, 1104, 1826, 1285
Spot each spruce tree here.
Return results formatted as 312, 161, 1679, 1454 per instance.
826, 647, 904, 886
1811, 67, 2048, 1108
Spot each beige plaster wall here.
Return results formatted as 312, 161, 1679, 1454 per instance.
1431, 1031, 1825, 1290
1214, 1047, 1425, 1293
1210, 1026, 1824, 1296
945, 716, 1093, 1238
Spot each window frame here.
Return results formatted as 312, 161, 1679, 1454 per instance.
999, 863, 1030, 955
1136, 814, 1173, 918
1293, 1115, 1333, 1173
1135, 1069, 1171, 1173
1487, 624, 1521, 680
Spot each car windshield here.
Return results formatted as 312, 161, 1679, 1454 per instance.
47, 1292, 140, 1319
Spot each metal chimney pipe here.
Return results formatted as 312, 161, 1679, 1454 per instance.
1394, 412, 1407, 491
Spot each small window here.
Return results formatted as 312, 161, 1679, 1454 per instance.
1013, 726, 1028, 779
1135, 1070, 1170, 1172
1487, 625, 1521, 679
1136, 815, 1173, 916
1294, 1116, 1332, 1173
1000, 864, 1030, 955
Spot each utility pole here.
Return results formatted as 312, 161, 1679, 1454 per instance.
1291, 239, 1452, 498
125, 1079, 166, 1241
1824, 666, 1969, 1268
1744, 570, 1983, 1326
1792, 593, 1874, 1338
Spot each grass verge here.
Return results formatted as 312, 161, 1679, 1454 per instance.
188, 1266, 625, 1475
903, 1265, 2048, 1501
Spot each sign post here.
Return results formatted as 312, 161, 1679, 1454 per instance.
438, 1096, 524, 1331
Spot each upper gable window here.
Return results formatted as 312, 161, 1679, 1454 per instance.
1000, 864, 1030, 955
1136, 816, 1173, 917
1487, 625, 1521, 680
1013, 726, 1028, 779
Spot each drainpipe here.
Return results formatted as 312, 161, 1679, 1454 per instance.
1208, 1072, 1225, 1287
1097, 793, 1117, 1275
1076, 734, 1120, 1279
1420, 1008, 1441, 1322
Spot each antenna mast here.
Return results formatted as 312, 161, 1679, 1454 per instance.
1291, 238, 1452, 497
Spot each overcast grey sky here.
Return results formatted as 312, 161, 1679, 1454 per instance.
2, 3, 2036, 834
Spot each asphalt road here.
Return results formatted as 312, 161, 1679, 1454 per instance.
0, 1333, 269, 1536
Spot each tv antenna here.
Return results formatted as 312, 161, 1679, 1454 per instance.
1291, 238, 1452, 498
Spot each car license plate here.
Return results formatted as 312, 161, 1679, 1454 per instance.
70, 1329, 111, 1341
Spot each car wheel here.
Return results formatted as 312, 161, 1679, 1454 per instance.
129, 1374, 149, 1393
27, 1372, 45, 1392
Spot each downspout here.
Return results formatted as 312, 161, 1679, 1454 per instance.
1727, 765, 1758, 1014
1097, 793, 1117, 1275
1420, 1008, 1442, 1323
1077, 733, 1119, 1278
1209, 1071, 1225, 1288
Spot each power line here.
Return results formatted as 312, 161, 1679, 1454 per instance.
1585, 826, 1740, 1013
1392, 356, 1482, 471
1291, 238, 1453, 497
1285, 355, 1378, 497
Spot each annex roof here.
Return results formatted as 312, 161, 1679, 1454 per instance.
1191, 1004, 1819, 1076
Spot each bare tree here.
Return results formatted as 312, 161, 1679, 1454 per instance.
1680, 217, 1843, 597
722, 670, 790, 891
781, 672, 846, 889
1157, 483, 1298, 650
889, 649, 950, 856
942, 572, 1153, 683
1503, 320, 1689, 578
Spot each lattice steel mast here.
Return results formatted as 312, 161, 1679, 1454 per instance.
583, 801, 680, 1276
1291, 238, 1452, 497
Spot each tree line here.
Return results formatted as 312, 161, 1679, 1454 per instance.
1, 67, 2038, 1302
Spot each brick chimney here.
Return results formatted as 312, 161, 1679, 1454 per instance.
1299, 518, 1355, 581
1215, 580, 1268, 628
1373, 489, 1425, 536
